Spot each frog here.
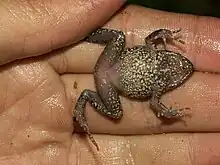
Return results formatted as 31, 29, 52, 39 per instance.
73, 28, 194, 151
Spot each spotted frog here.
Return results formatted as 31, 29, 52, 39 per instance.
73, 28, 194, 150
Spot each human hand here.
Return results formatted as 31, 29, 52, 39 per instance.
0, 1, 220, 165
70, 5, 220, 165
0, 0, 126, 164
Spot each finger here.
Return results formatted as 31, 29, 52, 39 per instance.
0, 0, 125, 65
62, 73, 220, 134
48, 5, 220, 74
71, 133, 220, 165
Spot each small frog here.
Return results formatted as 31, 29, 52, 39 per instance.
73, 28, 194, 150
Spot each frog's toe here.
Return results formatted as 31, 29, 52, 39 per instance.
170, 28, 185, 44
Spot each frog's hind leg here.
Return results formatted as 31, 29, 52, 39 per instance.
85, 28, 125, 45
86, 28, 125, 120
74, 28, 125, 150
73, 88, 123, 151
85, 28, 126, 67
74, 89, 100, 150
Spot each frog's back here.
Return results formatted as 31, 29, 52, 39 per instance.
116, 46, 163, 99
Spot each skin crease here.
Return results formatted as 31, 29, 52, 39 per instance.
0, 0, 220, 165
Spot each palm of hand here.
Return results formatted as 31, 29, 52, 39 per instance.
0, 59, 73, 164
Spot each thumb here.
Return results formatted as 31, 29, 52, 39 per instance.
0, 0, 125, 65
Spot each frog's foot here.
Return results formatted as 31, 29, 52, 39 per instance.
145, 28, 185, 50
150, 93, 191, 119
157, 107, 188, 118
170, 28, 185, 44
74, 109, 99, 151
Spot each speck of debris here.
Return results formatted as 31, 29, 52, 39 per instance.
74, 81, 78, 89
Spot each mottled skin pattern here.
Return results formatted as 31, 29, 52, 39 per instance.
73, 28, 194, 150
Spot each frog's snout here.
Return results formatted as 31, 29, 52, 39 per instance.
181, 57, 194, 75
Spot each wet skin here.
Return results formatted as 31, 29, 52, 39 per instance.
73, 28, 194, 150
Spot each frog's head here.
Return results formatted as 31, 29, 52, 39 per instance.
165, 50, 194, 89
179, 55, 194, 78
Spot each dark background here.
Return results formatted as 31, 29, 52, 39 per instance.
128, 0, 220, 17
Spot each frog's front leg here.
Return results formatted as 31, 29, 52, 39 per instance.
145, 28, 185, 50
150, 91, 185, 119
